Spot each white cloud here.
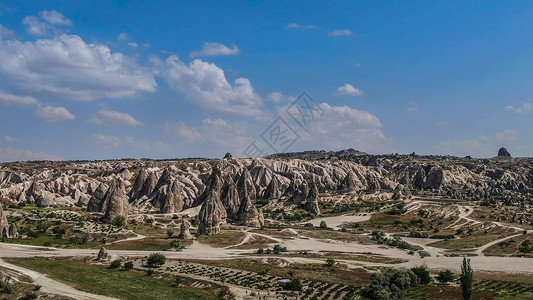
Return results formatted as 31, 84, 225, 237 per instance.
0, 24, 14, 39
436, 121, 450, 126
117, 32, 128, 40
328, 29, 353, 36
4, 136, 17, 143
267, 92, 295, 104
165, 119, 251, 154
36, 105, 75, 122
91, 134, 123, 148
89, 110, 143, 127
495, 129, 518, 141
408, 101, 419, 112
0, 92, 38, 106
287, 23, 315, 29
335, 83, 363, 96
39, 10, 72, 26
190, 42, 240, 58
0, 147, 61, 162
152, 55, 263, 117
127, 42, 138, 48
23, 16, 50, 36
0, 33, 157, 101
506, 103, 532, 114
299, 103, 388, 152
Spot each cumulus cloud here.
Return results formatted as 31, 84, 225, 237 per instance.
117, 32, 129, 40
89, 110, 144, 127
91, 134, 123, 148
23, 16, 50, 36
299, 103, 387, 152
335, 83, 363, 96
267, 92, 295, 104
495, 129, 518, 141
36, 105, 75, 122
152, 55, 263, 117
165, 119, 251, 154
0, 32, 157, 101
0, 147, 61, 162
328, 29, 353, 36
408, 101, 419, 112
0, 92, 38, 106
287, 23, 315, 29
0, 24, 14, 39
506, 103, 532, 114
39, 10, 72, 26
190, 42, 240, 58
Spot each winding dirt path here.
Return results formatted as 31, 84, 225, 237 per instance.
0, 258, 117, 300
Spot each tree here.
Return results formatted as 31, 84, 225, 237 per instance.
460, 257, 473, 300
111, 216, 126, 227
411, 265, 431, 284
319, 221, 328, 228
284, 278, 302, 291
167, 229, 174, 238
326, 258, 336, 268
123, 261, 134, 270
146, 253, 166, 268
519, 240, 532, 255
437, 270, 455, 284
109, 260, 121, 269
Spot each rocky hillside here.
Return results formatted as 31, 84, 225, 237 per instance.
0, 149, 531, 229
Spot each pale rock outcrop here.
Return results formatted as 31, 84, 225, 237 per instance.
130, 169, 148, 199
87, 182, 107, 212
303, 183, 320, 215
196, 189, 227, 235
262, 175, 283, 201
153, 180, 184, 213
8, 223, 18, 238
102, 181, 129, 223
178, 219, 193, 239
237, 168, 256, 201
236, 189, 263, 227
97, 247, 109, 260
0, 202, 8, 235
194, 165, 224, 207
220, 177, 240, 218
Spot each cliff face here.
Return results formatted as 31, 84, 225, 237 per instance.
0, 149, 531, 223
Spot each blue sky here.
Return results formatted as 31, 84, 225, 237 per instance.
0, 0, 532, 161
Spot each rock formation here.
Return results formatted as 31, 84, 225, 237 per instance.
223, 152, 233, 159
237, 168, 257, 201
154, 180, 184, 213
498, 147, 511, 157
7, 223, 18, 238
87, 182, 107, 212
178, 219, 193, 239
102, 181, 129, 223
0, 202, 8, 235
194, 165, 224, 207
220, 177, 240, 218
130, 169, 148, 199
263, 175, 282, 201
303, 183, 320, 215
196, 189, 227, 235
236, 189, 263, 227
97, 247, 109, 260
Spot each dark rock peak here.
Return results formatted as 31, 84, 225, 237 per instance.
498, 147, 511, 157
223, 152, 233, 159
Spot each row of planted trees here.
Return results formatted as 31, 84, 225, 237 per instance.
367, 257, 474, 300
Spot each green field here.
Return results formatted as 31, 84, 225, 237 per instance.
6, 257, 220, 300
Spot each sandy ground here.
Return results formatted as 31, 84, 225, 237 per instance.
308, 213, 371, 229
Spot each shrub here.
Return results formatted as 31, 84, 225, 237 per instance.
146, 253, 166, 268
411, 265, 431, 284
319, 221, 328, 228
145, 269, 154, 276
285, 278, 303, 291
167, 229, 175, 238
326, 258, 336, 267
437, 270, 455, 284
19, 293, 37, 300
111, 216, 126, 227
368, 269, 419, 300
124, 261, 134, 270
109, 260, 121, 269
257, 248, 264, 254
